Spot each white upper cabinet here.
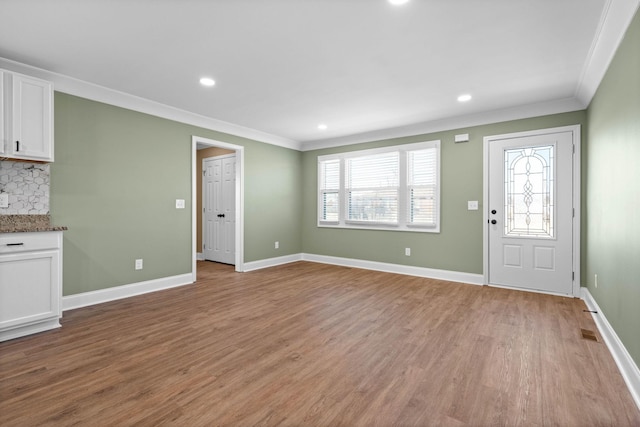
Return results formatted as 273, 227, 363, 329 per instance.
1, 69, 53, 162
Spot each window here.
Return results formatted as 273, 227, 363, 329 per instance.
504, 145, 554, 238
318, 140, 440, 232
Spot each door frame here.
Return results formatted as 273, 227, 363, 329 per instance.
191, 135, 245, 281
202, 153, 236, 264
482, 125, 581, 297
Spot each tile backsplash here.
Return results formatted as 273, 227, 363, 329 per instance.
0, 161, 50, 215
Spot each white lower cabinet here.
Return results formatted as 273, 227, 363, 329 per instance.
0, 232, 62, 341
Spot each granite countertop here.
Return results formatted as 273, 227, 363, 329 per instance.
0, 215, 68, 233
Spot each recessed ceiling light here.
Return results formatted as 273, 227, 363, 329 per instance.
457, 94, 472, 102
389, 0, 410, 5
199, 77, 216, 87
318, 124, 328, 131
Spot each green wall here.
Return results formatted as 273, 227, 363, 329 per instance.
301, 111, 586, 274
51, 93, 302, 296
585, 9, 640, 366
45, 5, 640, 379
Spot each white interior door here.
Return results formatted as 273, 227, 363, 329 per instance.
487, 130, 575, 295
203, 155, 236, 265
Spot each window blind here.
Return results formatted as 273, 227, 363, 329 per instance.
408, 148, 437, 225
346, 152, 399, 223
320, 159, 340, 222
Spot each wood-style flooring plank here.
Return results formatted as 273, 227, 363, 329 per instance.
1, 261, 639, 426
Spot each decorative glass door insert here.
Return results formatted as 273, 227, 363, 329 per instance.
504, 145, 554, 238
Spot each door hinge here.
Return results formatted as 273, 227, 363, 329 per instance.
573, 208, 575, 217
572, 144, 575, 154
572, 271, 575, 280
203, 170, 206, 176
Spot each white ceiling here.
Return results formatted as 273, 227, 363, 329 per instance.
0, 0, 638, 150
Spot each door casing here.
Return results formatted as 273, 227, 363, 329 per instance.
191, 136, 245, 282
483, 125, 581, 297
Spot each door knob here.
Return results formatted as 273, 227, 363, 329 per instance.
491, 219, 497, 225
491, 210, 497, 215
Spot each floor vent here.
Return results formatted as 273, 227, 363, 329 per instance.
581, 328, 599, 342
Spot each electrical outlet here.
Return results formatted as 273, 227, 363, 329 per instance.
175, 199, 185, 209
405, 248, 411, 256
275, 241, 279, 249
595, 273, 598, 288
135, 259, 143, 270
0, 193, 8, 208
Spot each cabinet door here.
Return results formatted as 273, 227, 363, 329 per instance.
10, 73, 53, 161
0, 250, 60, 330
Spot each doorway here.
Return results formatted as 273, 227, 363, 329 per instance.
483, 125, 581, 296
191, 136, 244, 282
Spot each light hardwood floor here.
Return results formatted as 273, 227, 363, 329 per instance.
1, 261, 639, 426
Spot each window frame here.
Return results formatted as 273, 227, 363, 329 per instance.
317, 140, 441, 233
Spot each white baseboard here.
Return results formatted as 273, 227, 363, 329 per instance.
0, 319, 61, 342
242, 253, 483, 285
62, 273, 194, 311
196, 252, 205, 261
299, 253, 484, 285
582, 287, 640, 411
62, 254, 482, 312
242, 254, 303, 272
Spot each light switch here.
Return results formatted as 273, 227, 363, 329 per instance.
176, 199, 185, 209
0, 193, 8, 208
468, 200, 479, 210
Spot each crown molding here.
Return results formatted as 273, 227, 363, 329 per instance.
301, 0, 639, 152
575, 0, 640, 106
300, 97, 585, 152
0, 57, 302, 151
3, 0, 636, 155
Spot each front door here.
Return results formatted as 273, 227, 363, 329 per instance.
487, 128, 576, 295
203, 155, 236, 265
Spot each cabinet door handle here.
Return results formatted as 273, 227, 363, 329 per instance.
15, 141, 20, 152
6, 243, 25, 246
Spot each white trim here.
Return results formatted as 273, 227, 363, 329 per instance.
301, 98, 584, 151
196, 252, 205, 261
241, 252, 483, 285
243, 254, 304, 272
302, 253, 484, 285
0, 57, 300, 151
575, 0, 640, 106
191, 136, 245, 281
62, 273, 194, 311
2, 0, 638, 157
3, 0, 637, 159
483, 125, 581, 298
301, 0, 639, 154
0, 319, 60, 342
317, 140, 441, 233
582, 287, 640, 411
